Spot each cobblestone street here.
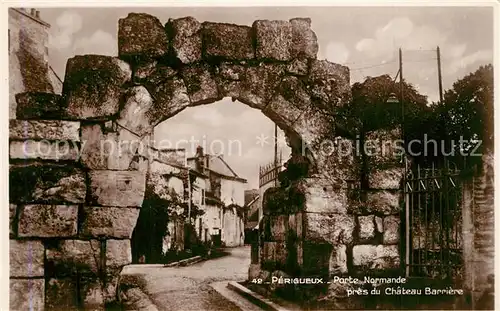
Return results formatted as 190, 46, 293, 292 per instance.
124, 246, 254, 311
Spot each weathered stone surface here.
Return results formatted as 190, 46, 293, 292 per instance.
80, 124, 140, 170
329, 244, 347, 275
89, 170, 146, 207
63, 55, 131, 119
15, 92, 65, 119
308, 59, 351, 109
288, 212, 303, 238
297, 178, 348, 213
218, 63, 286, 110
118, 13, 168, 59
290, 18, 318, 59
116, 86, 155, 136
133, 61, 157, 81
248, 263, 261, 281
352, 245, 400, 269
291, 107, 334, 151
358, 215, 376, 241
106, 239, 132, 268
304, 213, 355, 245
80, 275, 118, 307
269, 215, 288, 241
10, 240, 45, 277
375, 216, 383, 233
302, 241, 332, 275
81, 206, 140, 238
46, 240, 102, 276
145, 77, 190, 125
366, 190, 401, 215
9, 164, 86, 204
261, 241, 287, 268
218, 62, 246, 80
254, 20, 292, 61
203, 22, 254, 59
286, 58, 308, 75
18, 205, 78, 237
9, 119, 80, 141
264, 76, 311, 128
10, 279, 45, 311
135, 63, 177, 85
10, 204, 16, 237
365, 128, 402, 165
368, 167, 404, 190
170, 17, 202, 63
10, 140, 80, 161
383, 215, 400, 244
45, 278, 79, 310
181, 64, 220, 105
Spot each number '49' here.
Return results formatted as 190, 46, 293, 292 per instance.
251, 278, 263, 284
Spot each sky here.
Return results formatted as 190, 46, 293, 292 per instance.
38, 6, 494, 189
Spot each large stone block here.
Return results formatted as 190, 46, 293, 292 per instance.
46, 240, 102, 276
115, 86, 155, 136
10, 279, 45, 311
63, 55, 131, 119
358, 215, 376, 241
304, 212, 355, 245
290, 18, 318, 59
80, 123, 140, 170
291, 107, 335, 151
203, 22, 254, 59
81, 206, 140, 238
9, 119, 80, 141
288, 212, 303, 238
297, 178, 348, 213
181, 64, 220, 105
169, 17, 202, 63
383, 215, 400, 244
329, 244, 348, 275
366, 190, 401, 215
18, 205, 78, 238
45, 278, 79, 310
248, 263, 261, 281
10, 240, 45, 277
134, 63, 177, 85
10, 140, 80, 161
308, 59, 351, 109
352, 245, 400, 270
88, 170, 146, 207
368, 167, 404, 190
218, 63, 286, 110
261, 241, 287, 269
269, 215, 288, 242
106, 239, 132, 268
365, 128, 402, 166
118, 13, 168, 59
253, 20, 292, 61
264, 76, 311, 128
80, 275, 118, 308
145, 77, 190, 125
15, 92, 64, 119
9, 164, 86, 204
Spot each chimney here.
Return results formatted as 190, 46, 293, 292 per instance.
30, 8, 35, 15
35, 10, 40, 18
196, 146, 204, 157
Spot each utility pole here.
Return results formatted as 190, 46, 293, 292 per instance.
187, 166, 191, 225
274, 124, 278, 187
399, 48, 404, 140
437, 46, 444, 103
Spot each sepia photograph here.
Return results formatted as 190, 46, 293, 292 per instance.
3, 2, 497, 310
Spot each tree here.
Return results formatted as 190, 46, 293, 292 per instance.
432, 64, 493, 161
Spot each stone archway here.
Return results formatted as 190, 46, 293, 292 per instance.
9, 13, 404, 310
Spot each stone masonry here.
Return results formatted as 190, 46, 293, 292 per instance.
9, 13, 405, 310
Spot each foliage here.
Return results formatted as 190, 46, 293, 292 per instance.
432, 64, 494, 158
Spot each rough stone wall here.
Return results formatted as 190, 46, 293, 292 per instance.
8, 8, 58, 119
463, 151, 494, 309
9, 13, 352, 309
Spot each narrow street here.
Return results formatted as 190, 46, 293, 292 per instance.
124, 246, 259, 311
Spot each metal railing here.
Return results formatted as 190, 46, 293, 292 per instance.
404, 160, 464, 280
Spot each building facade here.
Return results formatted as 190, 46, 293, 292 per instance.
8, 8, 62, 119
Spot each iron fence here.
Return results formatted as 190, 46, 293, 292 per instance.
404, 160, 464, 281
